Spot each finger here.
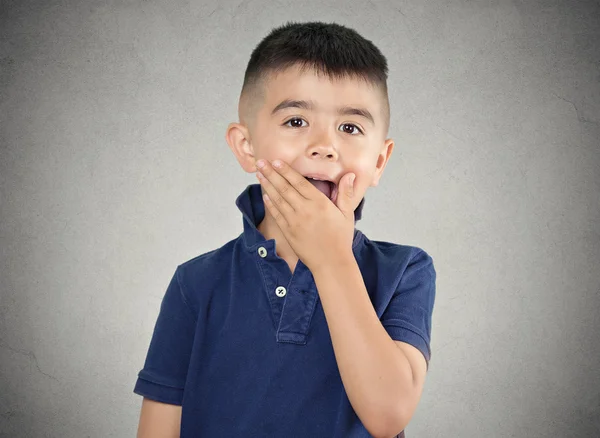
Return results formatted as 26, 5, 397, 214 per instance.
256, 159, 302, 211
270, 159, 315, 201
262, 191, 289, 230
256, 170, 294, 223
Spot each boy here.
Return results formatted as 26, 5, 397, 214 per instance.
134, 21, 436, 438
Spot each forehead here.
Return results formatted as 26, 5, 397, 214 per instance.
261, 65, 381, 115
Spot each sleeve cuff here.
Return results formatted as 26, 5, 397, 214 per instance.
133, 376, 184, 406
384, 324, 431, 370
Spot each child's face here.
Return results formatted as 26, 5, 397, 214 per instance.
228, 64, 394, 196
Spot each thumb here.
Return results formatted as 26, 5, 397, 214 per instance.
336, 172, 356, 212
347, 173, 356, 198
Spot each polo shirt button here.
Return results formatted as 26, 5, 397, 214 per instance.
258, 246, 267, 258
275, 286, 287, 297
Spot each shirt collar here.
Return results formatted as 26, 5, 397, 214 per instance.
236, 183, 365, 251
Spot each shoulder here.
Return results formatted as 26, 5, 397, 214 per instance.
169, 235, 243, 309
177, 235, 240, 275
359, 232, 435, 276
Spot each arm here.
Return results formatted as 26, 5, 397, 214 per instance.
312, 255, 428, 438
134, 267, 196, 437
136, 398, 182, 438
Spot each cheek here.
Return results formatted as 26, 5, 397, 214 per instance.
262, 144, 298, 163
350, 161, 377, 188
351, 161, 373, 178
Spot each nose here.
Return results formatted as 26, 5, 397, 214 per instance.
307, 133, 338, 161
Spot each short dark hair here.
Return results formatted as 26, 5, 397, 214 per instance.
239, 21, 390, 134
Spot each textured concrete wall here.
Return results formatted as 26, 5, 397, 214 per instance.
1, 1, 598, 437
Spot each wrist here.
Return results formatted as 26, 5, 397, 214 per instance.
310, 250, 356, 276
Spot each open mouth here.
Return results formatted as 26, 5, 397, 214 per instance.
304, 176, 338, 203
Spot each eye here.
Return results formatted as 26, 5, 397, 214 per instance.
339, 123, 363, 135
283, 118, 307, 128
283, 118, 364, 135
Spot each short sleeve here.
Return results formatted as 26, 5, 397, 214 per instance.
133, 266, 197, 405
381, 249, 436, 370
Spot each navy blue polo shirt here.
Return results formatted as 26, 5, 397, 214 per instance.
133, 183, 436, 437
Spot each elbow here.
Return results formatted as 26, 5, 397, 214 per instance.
363, 405, 408, 438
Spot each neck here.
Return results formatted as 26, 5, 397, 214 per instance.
257, 208, 298, 263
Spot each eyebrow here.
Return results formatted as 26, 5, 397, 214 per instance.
271, 99, 375, 126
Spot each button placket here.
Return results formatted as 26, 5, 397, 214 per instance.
275, 263, 320, 344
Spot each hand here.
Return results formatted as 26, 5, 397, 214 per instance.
255, 158, 359, 272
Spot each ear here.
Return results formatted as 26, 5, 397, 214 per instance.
370, 138, 395, 187
225, 122, 258, 173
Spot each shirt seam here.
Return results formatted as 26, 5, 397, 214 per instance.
175, 266, 198, 325
254, 256, 278, 330
384, 323, 431, 357
394, 247, 427, 294
137, 372, 186, 389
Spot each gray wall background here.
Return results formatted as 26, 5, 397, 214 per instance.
1, 0, 599, 437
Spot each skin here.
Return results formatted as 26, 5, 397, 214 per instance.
222, 64, 428, 436
135, 65, 426, 438
226, 64, 395, 270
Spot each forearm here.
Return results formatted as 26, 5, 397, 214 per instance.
311, 254, 414, 438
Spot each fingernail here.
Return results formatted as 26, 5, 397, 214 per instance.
272, 160, 282, 168
256, 159, 265, 168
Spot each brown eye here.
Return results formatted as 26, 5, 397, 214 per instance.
340, 123, 363, 135
283, 118, 307, 128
